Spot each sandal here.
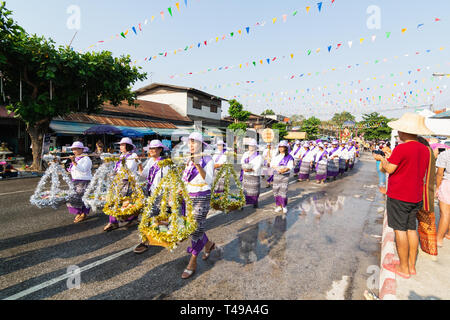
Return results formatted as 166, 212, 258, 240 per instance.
202, 243, 216, 261
445, 234, 450, 240
103, 223, 119, 232
181, 268, 196, 279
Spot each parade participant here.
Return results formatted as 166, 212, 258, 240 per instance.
213, 140, 227, 194
262, 143, 277, 188
290, 140, 303, 177
271, 141, 294, 214
181, 132, 216, 279
297, 142, 315, 182
338, 141, 349, 176
134, 140, 169, 254
347, 140, 356, 170
103, 137, 140, 232
327, 141, 340, 181
240, 138, 263, 208
66, 142, 92, 223
315, 143, 328, 184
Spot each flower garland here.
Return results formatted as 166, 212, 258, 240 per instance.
211, 163, 245, 213
30, 157, 76, 209
102, 159, 145, 219
82, 156, 116, 212
138, 158, 197, 251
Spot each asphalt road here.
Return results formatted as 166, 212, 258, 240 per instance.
0, 153, 383, 300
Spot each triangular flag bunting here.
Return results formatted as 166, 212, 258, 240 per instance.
371, 35, 376, 42
273, 17, 277, 24
120, 32, 126, 38
160, 11, 164, 20
176, 3, 180, 11
306, 6, 311, 13
246, 27, 250, 34
230, 32, 234, 37
317, 2, 323, 12
307, 50, 311, 55
293, 10, 298, 16
386, 32, 391, 38
132, 26, 137, 34
348, 41, 353, 48
168, 7, 173, 16
359, 38, 364, 44
185, 0, 188, 6
328, 46, 332, 52
282, 14, 287, 22
401, 28, 407, 33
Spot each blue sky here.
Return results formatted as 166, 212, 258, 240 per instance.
6, 0, 450, 120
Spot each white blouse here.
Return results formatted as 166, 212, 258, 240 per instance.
183, 158, 215, 194
213, 152, 227, 165
315, 151, 328, 165
140, 158, 169, 194
69, 156, 92, 180
241, 151, 263, 176
339, 148, 349, 160
300, 149, 316, 162
271, 154, 294, 174
290, 145, 303, 159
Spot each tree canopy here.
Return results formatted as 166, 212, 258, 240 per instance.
359, 112, 392, 140
261, 109, 275, 115
301, 116, 321, 140
272, 122, 288, 140
331, 112, 356, 128
227, 99, 250, 133
0, 2, 147, 169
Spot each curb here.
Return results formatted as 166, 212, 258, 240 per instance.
379, 208, 399, 300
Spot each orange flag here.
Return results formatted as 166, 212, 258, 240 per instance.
176, 2, 180, 11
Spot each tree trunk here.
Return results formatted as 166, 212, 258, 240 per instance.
26, 120, 50, 171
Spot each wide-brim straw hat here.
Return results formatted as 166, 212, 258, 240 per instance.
144, 139, 168, 151
69, 141, 89, 152
118, 137, 136, 150
388, 113, 434, 135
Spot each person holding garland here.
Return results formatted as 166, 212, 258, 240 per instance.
315, 143, 328, 184
290, 140, 303, 178
134, 140, 169, 254
103, 137, 141, 232
240, 138, 263, 208
297, 142, 315, 182
181, 132, 216, 279
66, 141, 92, 223
326, 140, 341, 181
271, 141, 294, 214
338, 141, 349, 176
262, 143, 277, 188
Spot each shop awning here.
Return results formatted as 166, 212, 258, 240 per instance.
116, 126, 156, 136
150, 128, 178, 136
50, 121, 96, 135
285, 132, 307, 140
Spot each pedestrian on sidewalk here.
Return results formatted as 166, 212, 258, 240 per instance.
372, 147, 387, 195
374, 113, 433, 279
436, 148, 450, 247
66, 142, 92, 223
271, 140, 294, 214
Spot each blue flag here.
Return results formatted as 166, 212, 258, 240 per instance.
317, 2, 323, 12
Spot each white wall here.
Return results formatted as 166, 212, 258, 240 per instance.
187, 97, 222, 120
138, 92, 188, 117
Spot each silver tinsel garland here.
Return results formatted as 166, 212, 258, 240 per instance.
82, 160, 115, 212
30, 158, 76, 209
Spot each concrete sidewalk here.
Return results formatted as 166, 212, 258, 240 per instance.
379, 202, 450, 300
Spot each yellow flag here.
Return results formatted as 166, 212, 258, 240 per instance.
216, 37, 219, 42
290, 54, 294, 59
260, 60, 263, 64
360, 38, 364, 44
239, 64, 242, 68
151, 16, 155, 22
306, 6, 311, 13
316, 48, 321, 53
401, 28, 407, 33
238, 30, 242, 35
273, 17, 277, 23
176, 2, 180, 11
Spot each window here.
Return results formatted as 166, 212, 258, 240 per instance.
193, 100, 201, 110
210, 105, 218, 113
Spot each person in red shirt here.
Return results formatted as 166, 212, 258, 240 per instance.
373, 113, 433, 279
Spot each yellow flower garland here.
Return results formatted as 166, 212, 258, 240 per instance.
138, 159, 197, 251
103, 159, 145, 219
211, 163, 245, 213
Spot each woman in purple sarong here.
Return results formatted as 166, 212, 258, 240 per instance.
271, 141, 294, 214
180, 132, 216, 279
240, 138, 263, 208
66, 141, 92, 224
315, 143, 328, 184
326, 140, 340, 181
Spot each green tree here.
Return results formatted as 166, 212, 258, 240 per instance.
331, 111, 356, 128
227, 99, 250, 133
0, 2, 146, 169
290, 114, 305, 127
301, 116, 321, 140
359, 112, 392, 140
272, 122, 288, 140
261, 109, 275, 115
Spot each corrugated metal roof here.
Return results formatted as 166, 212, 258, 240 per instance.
58, 113, 178, 129
102, 99, 191, 122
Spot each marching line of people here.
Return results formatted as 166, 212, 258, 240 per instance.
61, 133, 360, 279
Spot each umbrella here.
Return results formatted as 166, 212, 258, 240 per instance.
430, 143, 450, 150
120, 128, 145, 138
84, 125, 121, 135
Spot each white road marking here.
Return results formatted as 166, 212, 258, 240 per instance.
0, 189, 35, 196
326, 275, 350, 300
3, 246, 135, 300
